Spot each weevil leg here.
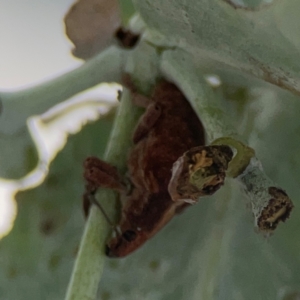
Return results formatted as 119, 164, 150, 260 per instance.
122, 73, 162, 143
83, 156, 126, 215
131, 93, 152, 108
133, 102, 161, 144
83, 157, 125, 236
122, 73, 153, 108
83, 184, 122, 239
84, 156, 127, 192
83, 183, 95, 217
83, 186, 114, 226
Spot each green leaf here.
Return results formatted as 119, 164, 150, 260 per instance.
0, 46, 125, 136
0, 46, 124, 181
133, 0, 300, 95
0, 114, 114, 299
2, 1, 300, 299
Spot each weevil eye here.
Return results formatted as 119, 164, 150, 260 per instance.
122, 230, 137, 242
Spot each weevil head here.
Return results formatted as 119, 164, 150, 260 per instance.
106, 229, 148, 258
106, 193, 179, 258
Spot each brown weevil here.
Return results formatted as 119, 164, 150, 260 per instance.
84, 77, 232, 257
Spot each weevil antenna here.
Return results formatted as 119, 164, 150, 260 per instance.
88, 194, 121, 236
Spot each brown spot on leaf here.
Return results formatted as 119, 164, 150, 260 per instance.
73, 245, 79, 257
7, 266, 18, 279
149, 260, 160, 271
40, 218, 56, 236
48, 253, 62, 271
64, 0, 121, 60
45, 174, 60, 188
281, 291, 300, 300
101, 291, 111, 300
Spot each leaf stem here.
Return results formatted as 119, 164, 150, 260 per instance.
238, 158, 293, 231
65, 89, 142, 300
212, 137, 255, 177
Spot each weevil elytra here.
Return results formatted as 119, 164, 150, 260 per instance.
84, 77, 232, 257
